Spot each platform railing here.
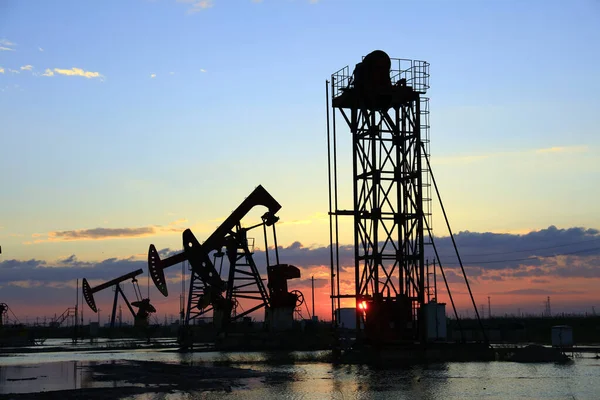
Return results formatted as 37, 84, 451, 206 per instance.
331, 65, 351, 99
331, 58, 430, 99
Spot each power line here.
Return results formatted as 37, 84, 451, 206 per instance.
434, 236, 600, 258
443, 245, 600, 265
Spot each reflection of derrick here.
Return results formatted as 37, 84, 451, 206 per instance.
82, 269, 156, 329
148, 185, 302, 333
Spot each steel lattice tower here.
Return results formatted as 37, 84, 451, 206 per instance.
328, 53, 431, 343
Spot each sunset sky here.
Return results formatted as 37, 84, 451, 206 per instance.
1, 0, 599, 324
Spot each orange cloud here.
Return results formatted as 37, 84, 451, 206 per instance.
30, 224, 184, 243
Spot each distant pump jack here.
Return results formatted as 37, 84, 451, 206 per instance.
82, 269, 156, 329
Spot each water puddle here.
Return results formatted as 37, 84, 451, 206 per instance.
0, 360, 136, 394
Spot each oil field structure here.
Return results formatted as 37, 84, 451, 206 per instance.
326, 50, 493, 362
146, 185, 318, 350
75, 185, 319, 350
74, 50, 491, 358
82, 268, 157, 332
1, 51, 576, 364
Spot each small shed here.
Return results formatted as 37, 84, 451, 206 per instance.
551, 325, 573, 348
423, 302, 447, 341
335, 308, 364, 330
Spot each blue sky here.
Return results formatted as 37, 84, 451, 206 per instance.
1, 0, 599, 318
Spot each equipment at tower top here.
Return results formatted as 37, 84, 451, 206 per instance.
332, 49, 429, 111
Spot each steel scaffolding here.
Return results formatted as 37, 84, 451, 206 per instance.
327, 54, 432, 342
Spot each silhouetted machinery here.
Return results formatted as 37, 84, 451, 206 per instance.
329, 50, 438, 344
148, 185, 303, 334
334, 49, 408, 112
82, 269, 156, 329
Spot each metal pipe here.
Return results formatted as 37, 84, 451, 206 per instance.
333, 78, 342, 316
326, 79, 336, 326
263, 223, 270, 267
272, 224, 280, 265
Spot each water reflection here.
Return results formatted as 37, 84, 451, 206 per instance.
327, 364, 451, 400
0, 360, 93, 394
1, 350, 599, 399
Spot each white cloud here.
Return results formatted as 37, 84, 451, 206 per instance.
169, 71, 175, 75
8, 69, 19, 74
535, 145, 588, 154
0, 39, 16, 51
53, 67, 102, 79
0, 67, 4, 74
42, 69, 54, 77
200, 68, 207, 73
150, 73, 157, 78
38, 47, 44, 52
20, 65, 33, 71
177, 0, 214, 14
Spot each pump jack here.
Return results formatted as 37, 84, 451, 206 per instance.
82, 269, 156, 329
148, 185, 303, 336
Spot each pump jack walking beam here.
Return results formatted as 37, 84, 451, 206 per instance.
148, 185, 282, 297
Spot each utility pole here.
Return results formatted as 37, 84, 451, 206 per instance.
488, 296, 491, 318
433, 259, 437, 301
426, 259, 430, 302
180, 260, 186, 325
311, 276, 315, 319
74, 279, 79, 343
81, 287, 84, 327
480, 304, 485, 319
544, 296, 551, 317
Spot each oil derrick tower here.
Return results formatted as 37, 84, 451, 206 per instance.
328, 50, 432, 344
